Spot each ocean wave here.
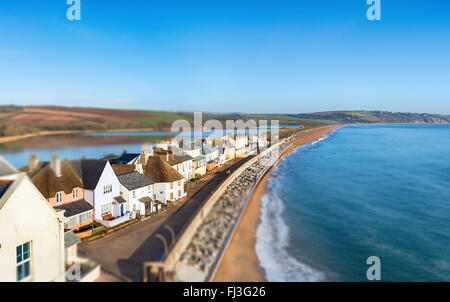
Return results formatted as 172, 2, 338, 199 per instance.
255, 190, 325, 282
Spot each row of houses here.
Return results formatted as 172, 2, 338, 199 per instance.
0, 157, 99, 282
0, 131, 270, 282
155, 132, 268, 175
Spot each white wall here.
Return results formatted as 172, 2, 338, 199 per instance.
154, 180, 185, 203
119, 184, 153, 216
0, 174, 65, 282
92, 162, 120, 220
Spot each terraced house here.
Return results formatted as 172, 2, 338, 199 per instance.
115, 170, 156, 218
154, 148, 194, 181
0, 157, 66, 282
144, 156, 186, 204
71, 159, 130, 228
24, 155, 94, 239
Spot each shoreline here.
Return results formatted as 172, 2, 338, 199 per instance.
0, 127, 169, 145
212, 124, 345, 282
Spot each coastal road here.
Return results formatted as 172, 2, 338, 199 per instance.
78, 155, 255, 282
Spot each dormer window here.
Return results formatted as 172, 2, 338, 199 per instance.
72, 188, 78, 199
56, 192, 63, 203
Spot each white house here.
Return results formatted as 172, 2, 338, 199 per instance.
234, 133, 248, 157
192, 156, 207, 176
72, 159, 130, 228
202, 144, 219, 163
116, 171, 155, 218
181, 143, 202, 158
0, 157, 66, 282
144, 156, 186, 205
154, 148, 194, 181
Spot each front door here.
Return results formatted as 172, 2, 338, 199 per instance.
120, 204, 124, 216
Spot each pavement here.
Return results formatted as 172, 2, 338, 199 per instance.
78, 155, 255, 282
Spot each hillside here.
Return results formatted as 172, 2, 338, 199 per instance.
294, 111, 450, 125
0, 105, 448, 138
0, 105, 194, 137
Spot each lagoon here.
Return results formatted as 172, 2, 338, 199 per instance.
0, 125, 301, 168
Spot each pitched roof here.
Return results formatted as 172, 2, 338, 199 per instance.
54, 199, 93, 217
113, 196, 127, 204
112, 164, 136, 176
225, 140, 235, 149
202, 144, 218, 155
0, 180, 13, 199
28, 160, 83, 199
64, 231, 81, 249
165, 154, 193, 166
110, 153, 140, 165
72, 160, 108, 190
117, 171, 154, 191
144, 156, 184, 183
0, 156, 18, 177
30, 164, 65, 199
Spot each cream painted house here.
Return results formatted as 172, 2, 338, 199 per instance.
0, 157, 66, 282
144, 156, 186, 205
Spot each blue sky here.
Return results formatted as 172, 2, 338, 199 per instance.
0, 0, 449, 114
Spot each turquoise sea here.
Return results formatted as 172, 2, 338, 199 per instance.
256, 124, 450, 281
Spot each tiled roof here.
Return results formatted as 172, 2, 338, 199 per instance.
54, 199, 93, 217
117, 171, 153, 191
72, 159, 108, 190
64, 231, 81, 249
114, 196, 127, 204
139, 196, 152, 203
0, 157, 18, 177
110, 153, 140, 165
202, 144, 218, 155
0, 180, 13, 199
225, 140, 235, 149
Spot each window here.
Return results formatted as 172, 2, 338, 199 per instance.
103, 185, 112, 194
101, 204, 111, 216
72, 188, 78, 199
148, 186, 151, 193
170, 192, 173, 200
178, 190, 181, 197
132, 191, 136, 198
67, 216, 78, 227
56, 192, 62, 203
16, 242, 31, 281
79, 211, 91, 224
178, 180, 181, 186
170, 182, 173, 189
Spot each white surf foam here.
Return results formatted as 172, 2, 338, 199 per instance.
254, 128, 339, 281
255, 190, 325, 282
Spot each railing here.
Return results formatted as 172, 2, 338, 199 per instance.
98, 212, 131, 228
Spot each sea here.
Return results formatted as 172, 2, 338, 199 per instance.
256, 124, 450, 281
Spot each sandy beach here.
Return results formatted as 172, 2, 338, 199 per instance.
213, 124, 345, 282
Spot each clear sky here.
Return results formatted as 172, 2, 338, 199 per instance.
0, 0, 449, 114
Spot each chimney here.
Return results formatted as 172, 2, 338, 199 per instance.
140, 149, 148, 166
50, 155, 61, 177
29, 154, 39, 172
